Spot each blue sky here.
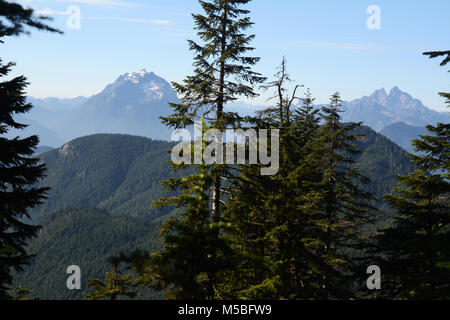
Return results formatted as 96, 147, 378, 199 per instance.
3, 0, 450, 111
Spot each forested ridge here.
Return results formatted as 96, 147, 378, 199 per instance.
29, 134, 183, 222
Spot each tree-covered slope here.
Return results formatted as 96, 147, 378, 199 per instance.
31, 134, 183, 222
14, 207, 163, 300
354, 125, 412, 207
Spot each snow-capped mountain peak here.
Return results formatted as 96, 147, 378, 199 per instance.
112, 69, 176, 102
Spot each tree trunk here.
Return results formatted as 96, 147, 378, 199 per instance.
212, 3, 228, 222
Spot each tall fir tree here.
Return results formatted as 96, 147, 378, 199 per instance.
221, 59, 376, 299
8, 284, 33, 300
0, 0, 61, 40
370, 51, 449, 299
144, 0, 265, 299
127, 155, 235, 300
0, 0, 60, 299
161, 0, 265, 222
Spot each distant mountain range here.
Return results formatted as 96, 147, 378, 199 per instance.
16, 71, 448, 150
341, 87, 449, 131
28, 96, 89, 112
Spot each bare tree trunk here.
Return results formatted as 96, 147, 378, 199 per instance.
206, 3, 229, 300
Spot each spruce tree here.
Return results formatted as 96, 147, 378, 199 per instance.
370, 51, 449, 299
218, 59, 292, 299
0, 0, 60, 299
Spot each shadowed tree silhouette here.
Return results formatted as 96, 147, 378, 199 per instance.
0, 0, 61, 299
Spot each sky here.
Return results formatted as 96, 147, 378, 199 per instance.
3, 0, 450, 111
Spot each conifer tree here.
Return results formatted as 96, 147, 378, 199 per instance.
220, 58, 326, 299
0, 0, 61, 40
0, 0, 60, 299
124, 155, 233, 300
161, 0, 265, 221
85, 264, 137, 301
220, 60, 376, 300
151, 165, 234, 300
370, 51, 449, 299
300, 93, 376, 299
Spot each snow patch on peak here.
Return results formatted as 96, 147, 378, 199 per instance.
142, 81, 165, 100
124, 69, 150, 84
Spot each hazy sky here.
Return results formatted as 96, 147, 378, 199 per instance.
4, 0, 450, 111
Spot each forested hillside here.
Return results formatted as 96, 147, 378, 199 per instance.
32, 130, 411, 223
13, 130, 412, 299
354, 126, 412, 207
14, 207, 163, 300
30, 134, 185, 222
